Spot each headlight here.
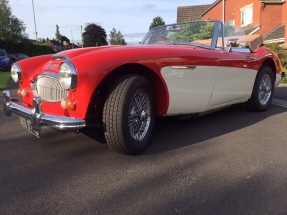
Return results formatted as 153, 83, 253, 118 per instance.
59, 60, 77, 90
11, 63, 22, 83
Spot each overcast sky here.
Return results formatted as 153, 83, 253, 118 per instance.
9, 0, 214, 43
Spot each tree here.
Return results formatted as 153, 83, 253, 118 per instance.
82, 23, 108, 47
265, 43, 287, 69
0, 0, 27, 43
61, 35, 70, 44
109, 28, 126, 45
169, 21, 215, 42
55, 24, 61, 42
149, 16, 165, 29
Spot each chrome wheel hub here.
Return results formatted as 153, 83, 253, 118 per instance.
128, 89, 151, 142
259, 74, 272, 106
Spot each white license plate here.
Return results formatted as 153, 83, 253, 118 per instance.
19, 117, 40, 138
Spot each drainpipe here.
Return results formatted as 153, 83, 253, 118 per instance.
222, 0, 225, 23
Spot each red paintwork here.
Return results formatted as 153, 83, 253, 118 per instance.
16, 44, 282, 120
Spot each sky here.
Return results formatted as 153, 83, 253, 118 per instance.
8, 0, 215, 44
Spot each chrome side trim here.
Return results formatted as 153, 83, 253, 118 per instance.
3, 90, 86, 131
170, 66, 196, 69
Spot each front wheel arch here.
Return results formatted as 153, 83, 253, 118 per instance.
259, 58, 277, 83
91, 63, 168, 117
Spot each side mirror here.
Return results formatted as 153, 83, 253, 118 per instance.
226, 38, 239, 47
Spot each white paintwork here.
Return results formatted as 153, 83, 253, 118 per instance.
161, 66, 218, 115
275, 73, 281, 87
161, 65, 257, 115
208, 67, 257, 108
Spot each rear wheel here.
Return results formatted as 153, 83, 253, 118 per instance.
103, 74, 155, 155
246, 66, 274, 112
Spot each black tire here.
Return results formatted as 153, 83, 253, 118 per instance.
246, 66, 274, 112
103, 74, 155, 155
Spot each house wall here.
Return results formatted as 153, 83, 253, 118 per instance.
259, 3, 283, 36
201, 0, 232, 22
201, 0, 262, 26
201, 0, 283, 37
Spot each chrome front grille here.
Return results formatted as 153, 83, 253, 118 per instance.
34, 74, 67, 102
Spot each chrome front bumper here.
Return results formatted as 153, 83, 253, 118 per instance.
2, 90, 86, 131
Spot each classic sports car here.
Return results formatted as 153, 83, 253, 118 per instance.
3, 20, 283, 155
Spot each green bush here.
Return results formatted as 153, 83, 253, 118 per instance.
0, 39, 56, 57
20, 42, 57, 57
281, 77, 287, 83
265, 43, 287, 69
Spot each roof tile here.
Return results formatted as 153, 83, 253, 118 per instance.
177, 4, 212, 22
263, 23, 285, 41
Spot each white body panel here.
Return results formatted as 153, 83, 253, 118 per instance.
161, 66, 218, 114
161, 65, 258, 115
275, 73, 281, 87
208, 67, 257, 108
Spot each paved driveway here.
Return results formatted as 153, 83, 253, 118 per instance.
0, 84, 287, 215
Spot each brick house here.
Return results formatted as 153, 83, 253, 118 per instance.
177, 0, 287, 44
44, 40, 66, 51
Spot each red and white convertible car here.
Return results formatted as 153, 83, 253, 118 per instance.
3, 20, 283, 155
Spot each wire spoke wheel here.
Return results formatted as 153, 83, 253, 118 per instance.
246, 66, 274, 112
103, 74, 154, 155
258, 74, 272, 106
128, 89, 151, 142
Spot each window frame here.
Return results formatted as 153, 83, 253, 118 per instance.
240, 4, 253, 27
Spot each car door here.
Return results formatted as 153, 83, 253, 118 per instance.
208, 50, 258, 108
161, 49, 220, 115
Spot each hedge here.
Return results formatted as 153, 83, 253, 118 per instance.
0, 39, 56, 57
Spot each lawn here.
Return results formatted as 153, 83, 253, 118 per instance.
0, 71, 11, 89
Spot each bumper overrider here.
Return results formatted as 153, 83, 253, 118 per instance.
3, 90, 86, 131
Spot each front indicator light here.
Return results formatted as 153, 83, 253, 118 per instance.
17, 88, 27, 97
17, 89, 22, 97
60, 99, 66, 109
61, 98, 76, 110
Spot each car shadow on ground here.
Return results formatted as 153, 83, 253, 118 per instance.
143, 103, 286, 155
1, 82, 286, 156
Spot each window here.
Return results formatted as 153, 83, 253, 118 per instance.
241, 4, 253, 26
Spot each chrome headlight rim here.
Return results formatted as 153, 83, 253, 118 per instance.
58, 60, 77, 90
11, 62, 22, 83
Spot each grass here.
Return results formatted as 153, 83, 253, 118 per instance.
0, 71, 11, 89
281, 67, 287, 83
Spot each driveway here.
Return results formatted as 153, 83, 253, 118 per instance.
0, 83, 287, 215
